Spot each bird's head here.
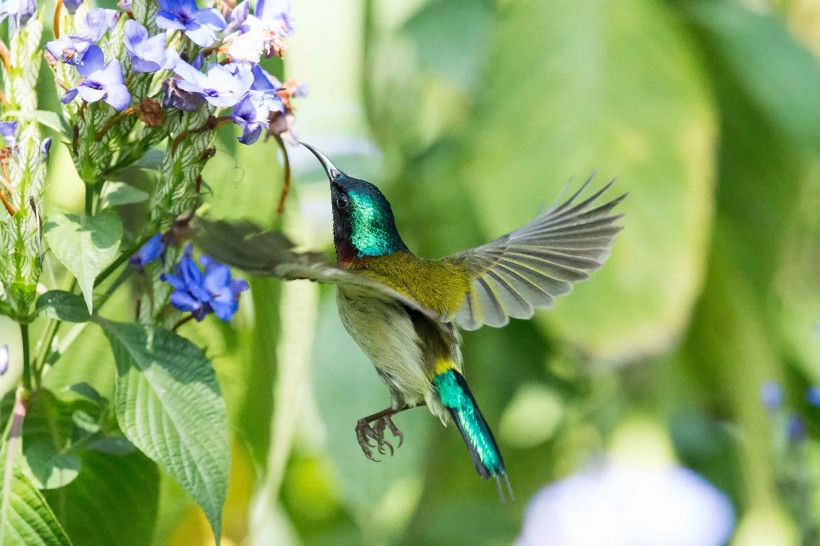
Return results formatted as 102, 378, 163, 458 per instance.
302, 143, 408, 264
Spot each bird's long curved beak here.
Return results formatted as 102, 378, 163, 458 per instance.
301, 142, 342, 181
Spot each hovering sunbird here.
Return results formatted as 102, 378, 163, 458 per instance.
195, 143, 625, 499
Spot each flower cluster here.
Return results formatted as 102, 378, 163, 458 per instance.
161, 245, 249, 322
45, 0, 302, 142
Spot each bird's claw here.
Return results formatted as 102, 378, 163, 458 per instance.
356, 415, 404, 462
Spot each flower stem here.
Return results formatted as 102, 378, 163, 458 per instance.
275, 134, 291, 214
0, 387, 28, 532
19, 323, 31, 391
172, 314, 195, 331
95, 107, 136, 142
53, 0, 63, 39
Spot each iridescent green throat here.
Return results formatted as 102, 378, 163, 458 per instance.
348, 188, 408, 258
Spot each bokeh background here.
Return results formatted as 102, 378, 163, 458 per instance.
1, 0, 819, 544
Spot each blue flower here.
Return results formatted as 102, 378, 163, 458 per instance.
45, 8, 120, 65
117, 0, 131, 11
0, 0, 36, 27
256, 0, 294, 39
123, 20, 178, 73
161, 245, 249, 321
61, 45, 131, 111
162, 77, 205, 112
760, 380, 783, 410
173, 60, 253, 108
0, 121, 17, 148
63, 0, 84, 14
39, 137, 52, 163
156, 0, 226, 48
230, 93, 269, 144
129, 233, 166, 272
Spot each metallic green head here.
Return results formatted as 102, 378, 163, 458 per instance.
302, 143, 408, 263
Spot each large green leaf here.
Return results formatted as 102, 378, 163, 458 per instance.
0, 463, 71, 546
44, 212, 122, 314
686, 1, 820, 154
43, 449, 159, 546
457, 0, 715, 361
99, 320, 229, 542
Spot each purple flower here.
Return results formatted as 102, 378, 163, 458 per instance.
230, 93, 269, 144
45, 8, 120, 65
61, 45, 131, 111
63, 0, 84, 14
760, 381, 783, 410
123, 20, 178, 73
162, 77, 205, 112
156, 0, 226, 47
0, 121, 17, 148
173, 60, 253, 108
117, 0, 131, 11
39, 137, 52, 163
256, 0, 294, 38
130, 233, 166, 272
0, 0, 36, 27
161, 245, 249, 321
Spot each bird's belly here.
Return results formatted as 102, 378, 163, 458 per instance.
336, 289, 432, 407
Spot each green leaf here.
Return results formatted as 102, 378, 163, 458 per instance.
36, 291, 90, 323
22, 444, 81, 491
44, 212, 122, 314
99, 321, 229, 542
0, 463, 71, 546
2, 110, 65, 133
99, 181, 150, 208
687, 1, 820, 153
43, 449, 159, 546
454, 0, 716, 360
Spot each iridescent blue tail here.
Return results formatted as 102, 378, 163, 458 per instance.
433, 369, 513, 502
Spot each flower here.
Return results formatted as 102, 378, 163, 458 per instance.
173, 60, 253, 108
61, 45, 131, 111
129, 233, 166, 272
63, 0, 84, 14
123, 20, 178, 73
760, 380, 783, 410
162, 77, 205, 112
256, 0, 294, 57
0, 121, 17, 148
156, 0, 226, 47
39, 137, 52, 163
45, 8, 120, 65
161, 245, 249, 321
0, 0, 36, 27
518, 461, 734, 546
117, 0, 131, 11
230, 93, 270, 144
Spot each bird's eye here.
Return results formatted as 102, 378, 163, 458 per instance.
336, 194, 349, 210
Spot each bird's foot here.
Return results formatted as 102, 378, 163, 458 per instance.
356, 415, 404, 462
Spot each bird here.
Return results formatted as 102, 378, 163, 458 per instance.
194, 143, 625, 500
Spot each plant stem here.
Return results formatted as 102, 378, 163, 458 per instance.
85, 183, 93, 216
0, 387, 28, 537
19, 323, 31, 391
94, 235, 149, 288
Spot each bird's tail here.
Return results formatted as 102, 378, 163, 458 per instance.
432, 368, 513, 501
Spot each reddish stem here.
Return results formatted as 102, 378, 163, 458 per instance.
53, 0, 63, 38
275, 134, 291, 214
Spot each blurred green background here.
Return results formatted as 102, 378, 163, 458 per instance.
2, 0, 819, 543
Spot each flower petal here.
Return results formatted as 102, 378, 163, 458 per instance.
103, 83, 132, 111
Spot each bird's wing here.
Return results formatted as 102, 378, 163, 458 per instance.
192, 217, 440, 319
445, 177, 625, 330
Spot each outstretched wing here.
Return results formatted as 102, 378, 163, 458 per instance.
445, 177, 625, 330
193, 217, 440, 319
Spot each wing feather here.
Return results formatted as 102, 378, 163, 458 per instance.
446, 177, 625, 330
193, 217, 440, 320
